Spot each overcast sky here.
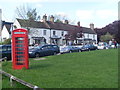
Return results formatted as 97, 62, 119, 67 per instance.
0, 0, 119, 28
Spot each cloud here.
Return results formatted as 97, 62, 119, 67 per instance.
56, 12, 68, 17
1, 0, 119, 3
96, 10, 117, 19
76, 10, 94, 20
35, 4, 43, 8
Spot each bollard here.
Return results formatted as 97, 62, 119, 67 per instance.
10, 76, 14, 86
4, 57, 7, 62
34, 86, 39, 90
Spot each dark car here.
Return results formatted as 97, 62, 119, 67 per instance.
29, 44, 60, 58
81, 44, 98, 51
60, 46, 81, 54
0, 44, 11, 60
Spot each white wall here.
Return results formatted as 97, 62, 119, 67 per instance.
13, 19, 21, 29
28, 28, 68, 45
1, 26, 10, 41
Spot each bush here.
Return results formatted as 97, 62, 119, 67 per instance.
3, 38, 11, 45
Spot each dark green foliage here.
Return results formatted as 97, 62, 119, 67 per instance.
2, 38, 11, 45
100, 32, 114, 42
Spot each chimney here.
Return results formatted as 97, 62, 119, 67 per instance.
50, 15, 54, 22
77, 21, 80, 27
64, 20, 69, 24
43, 14, 47, 22
90, 23, 94, 30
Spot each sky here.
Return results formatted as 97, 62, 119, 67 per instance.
0, 0, 119, 28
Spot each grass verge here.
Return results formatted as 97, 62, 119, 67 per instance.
2, 49, 118, 88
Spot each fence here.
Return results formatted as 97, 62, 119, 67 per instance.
1, 70, 43, 90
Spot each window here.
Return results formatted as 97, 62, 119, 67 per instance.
43, 30, 46, 35
61, 31, 64, 36
53, 31, 56, 35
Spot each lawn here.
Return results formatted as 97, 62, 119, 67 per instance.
2, 49, 118, 88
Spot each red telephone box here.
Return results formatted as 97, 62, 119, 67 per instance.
12, 29, 29, 69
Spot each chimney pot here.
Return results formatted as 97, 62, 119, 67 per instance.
90, 23, 94, 30
43, 14, 47, 21
50, 15, 54, 22
64, 20, 69, 24
77, 21, 80, 27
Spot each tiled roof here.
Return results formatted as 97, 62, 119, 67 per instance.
17, 19, 96, 34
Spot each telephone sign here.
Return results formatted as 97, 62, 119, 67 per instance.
12, 29, 29, 69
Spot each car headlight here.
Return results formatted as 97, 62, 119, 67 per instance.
29, 52, 33, 54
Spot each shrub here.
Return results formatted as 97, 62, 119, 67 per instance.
3, 38, 11, 45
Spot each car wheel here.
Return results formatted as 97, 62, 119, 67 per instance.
79, 50, 81, 52
69, 51, 72, 53
35, 53, 40, 58
53, 52, 57, 55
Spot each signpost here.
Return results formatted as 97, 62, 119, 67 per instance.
12, 29, 29, 69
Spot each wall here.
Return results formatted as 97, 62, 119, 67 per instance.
1, 26, 10, 41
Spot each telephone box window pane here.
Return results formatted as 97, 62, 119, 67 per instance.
16, 62, 24, 65
16, 41, 24, 43
16, 55, 24, 58
16, 48, 24, 51
14, 32, 26, 34
15, 37, 24, 40
17, 59, 24, 61
16, 52, 24, 54
16, 44, 24, 47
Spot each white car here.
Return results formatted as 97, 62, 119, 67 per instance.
97, 42, 110, 50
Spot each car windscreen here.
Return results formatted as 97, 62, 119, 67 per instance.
0, 46, 7, 52
61, 47, 69, 50
29, 46, 41, 51
83, 45, 89, 48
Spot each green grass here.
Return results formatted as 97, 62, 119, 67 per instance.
2, 75, 29, 89
2, 49, 118, 88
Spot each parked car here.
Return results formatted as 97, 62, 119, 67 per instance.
0, 44, 11, 60
29, 44, 60, 58
60, 46, 81, 54
97, 42, 110, 50
81, 44, 98, 51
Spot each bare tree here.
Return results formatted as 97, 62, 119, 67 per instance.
16, 4, 40, 21
15, 4, 40, 33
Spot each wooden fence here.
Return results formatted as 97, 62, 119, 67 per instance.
1, 70, 44, 90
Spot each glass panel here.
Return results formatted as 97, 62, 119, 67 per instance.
14, 32, 26, 34
16, 41, 24, 43
16, 52, 24, 54
16, 62, 24, 65
16, 44, 24, 47
15, 37, 24, 40
16, 48, 24, 51
17, 58, 24, 61
16, 55, 24, 58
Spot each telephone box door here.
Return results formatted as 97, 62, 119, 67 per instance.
12, 29, 29, 69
